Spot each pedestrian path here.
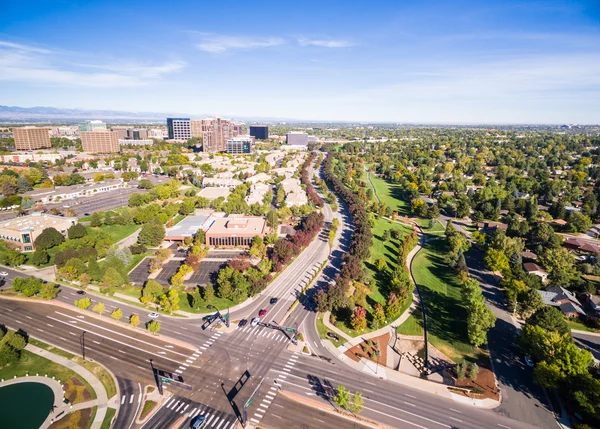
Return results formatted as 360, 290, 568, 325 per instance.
25, 344, 114, 429
155, 396, 238, 429
237, 324, 293, 343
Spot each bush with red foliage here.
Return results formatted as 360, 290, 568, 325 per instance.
301, 153, 324, 207
228, 256, 251, 272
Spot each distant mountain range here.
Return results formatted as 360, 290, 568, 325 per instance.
0, 105, 297, 124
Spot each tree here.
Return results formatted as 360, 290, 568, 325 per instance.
203, 283, 215, 302
160, 288, 180, 314
484, 249, 510, 274
568, 212, 592, 234
350, 391, 364, 414
539, 247, 577, 286
315, 289, 330, 313
190, 291, 203, 309
519, 289, 544, 319
67, 223, 87, 240
334, 384, 350, 409
33, 227, 65, 251
375, 258, 387, 272
350, 306, 367, 331
130, 314, 140, 327
382, 229, 391, 242
456, 361, 467, 379
31, 249, 49, 267
39, 282, 59, 300
528, 306, 569, 336
469, 363, 479, 381
467, 300, 496, 346
141, 279, 164, 306
372, 303, 386, 328
138, 221, 166, 247
90, 212, 102, 227
385, 292, 402, 319
147, 320, 161, 334
74, 297, 91, 309
111, 308, 123, 321
92, 301, 105, 315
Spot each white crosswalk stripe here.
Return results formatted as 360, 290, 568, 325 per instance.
215, 419, 225, 429
211, 416, 220, 427
189, 407, 197, 417
205, 414, 215, 425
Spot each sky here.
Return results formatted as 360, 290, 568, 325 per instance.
1, 0, 599, 123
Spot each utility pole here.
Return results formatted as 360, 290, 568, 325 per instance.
243, 378, 264, 426
81, 331, 86, 361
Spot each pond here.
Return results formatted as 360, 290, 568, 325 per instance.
0, 382, 55, 429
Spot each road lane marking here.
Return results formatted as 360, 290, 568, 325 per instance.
405, 394, 416, 398
121, 396, 126, 404
175, 370, 183, 374
449, 408, 462, 414
47, 316, 185, 364
250, 418, 259, 424
215, 419, 224, 429
46, 324, 53, 327
129, 395, 134, 404
59, 337, 67, 341
498, 425, 511, 429
36, 328, 44, 332
25, 315, 32, 319
182, 404, 189, 413
449, 416, 463, 423
189, 407, 197, 416
93, 341, 100, 345
119, 350, 126, 354
211, 417, 220, 427
205, 415, 215, 425
166, 399, 176, 408
53, 311, 191, 357
404, 401, 416, 407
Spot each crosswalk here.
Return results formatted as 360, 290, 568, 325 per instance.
162, 398, 237, 429
237, 325, 292, 342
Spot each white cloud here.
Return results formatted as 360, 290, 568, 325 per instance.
0, 40, 185, 88
193, 33, 285, 53
297, 38, 354, 48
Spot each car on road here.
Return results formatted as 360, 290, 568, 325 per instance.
251, 317, 260, 327
148, 312, 160, 319
326, 332, 340, 341
190, 415, 206, 428
84, 213, 90, 216
258, 309, 267, 317
269, 297, 278, 305
524, 356, 534, 367
238, 319, 247, 328
0, 272, 8, 277
76, 290, 86, 295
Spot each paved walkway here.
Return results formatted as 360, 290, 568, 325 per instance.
25, 344, 112, 429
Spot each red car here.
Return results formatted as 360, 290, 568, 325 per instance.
259, 309, 267, 317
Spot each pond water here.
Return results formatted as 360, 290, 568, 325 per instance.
0, 382, 54, 429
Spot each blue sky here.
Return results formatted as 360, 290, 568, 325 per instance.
1, 0, 599, 123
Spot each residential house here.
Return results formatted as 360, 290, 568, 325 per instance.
538, 286, 586, 318
523, 262, 548, 282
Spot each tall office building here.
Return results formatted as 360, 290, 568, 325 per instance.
81, 130, 120, 153
191, 118, 237, 153
249, 125, 269, 140
286, 131, 309, 145
227, 136, 253, 155
13, 127, 52, 151
111, 127, 129, 140
78, 120, 106, 132
166, 118, 191, 141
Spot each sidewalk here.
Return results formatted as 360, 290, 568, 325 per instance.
25, 344, 113, 429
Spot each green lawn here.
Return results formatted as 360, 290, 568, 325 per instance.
0, 349, 97, 400
316, 313, 345, 348
567, 319, 600, 333
408, 239, 483, 362
86, 224, 140, 244
100, 408, 116, 429
396, 313, 424, 336
369, 174, 411, 216
177, 292, 236, 314
27, 337, 117, 398
172, 214, 185, 225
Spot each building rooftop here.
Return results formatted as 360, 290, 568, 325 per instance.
206, 216, 267, 236
198, 187, 230, 201
164, 211, 225, 239
523, 262, 546, 273
0, 212, 77, 232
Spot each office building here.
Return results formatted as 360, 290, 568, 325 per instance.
129, 128, 148, 140
111, 127, 129, 140
233, 124, 244, 135
0, 212, 77, 252
13, 127, 52, 151
148, 128, 166, 139
166, 118, 191, 141
78, 120, 106, 132
226, 136, 253, 155
51, 126, 79, 137
191, 118, 237, 153
119, 139, 153, 146
250, 125, 269, 140
286, 131, 309, 145
205, 216, 267, 247
81, 130, 120, 153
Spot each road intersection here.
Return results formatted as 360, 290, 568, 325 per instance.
0, 162, 566, 429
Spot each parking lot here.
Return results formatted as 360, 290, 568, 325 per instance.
186, 260, 224, 286
128, 257, 152, 286
154, 260, 182, 285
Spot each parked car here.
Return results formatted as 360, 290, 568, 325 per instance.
259, 309, 267, 317
148, 312, 160, 319
251, 317, 260, 327
269, 298, 278, 305
0, 272, 8, 277
524, 356, 534, 367
326, 332, 340, 341
190, 415, 206, 428
238, 319, 247, 328
76, 290, 86, 295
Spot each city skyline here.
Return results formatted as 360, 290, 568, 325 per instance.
1, 0, 599, 124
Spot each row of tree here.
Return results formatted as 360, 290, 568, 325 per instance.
300, 152, 324, 207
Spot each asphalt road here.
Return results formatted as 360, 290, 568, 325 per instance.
466, 247, 557, 429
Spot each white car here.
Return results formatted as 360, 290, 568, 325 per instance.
251, 317, 260, 327
148, 312, 160, 319
0, 272, 8, 276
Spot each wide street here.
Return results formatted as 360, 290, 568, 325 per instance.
0, 162, 560, 429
